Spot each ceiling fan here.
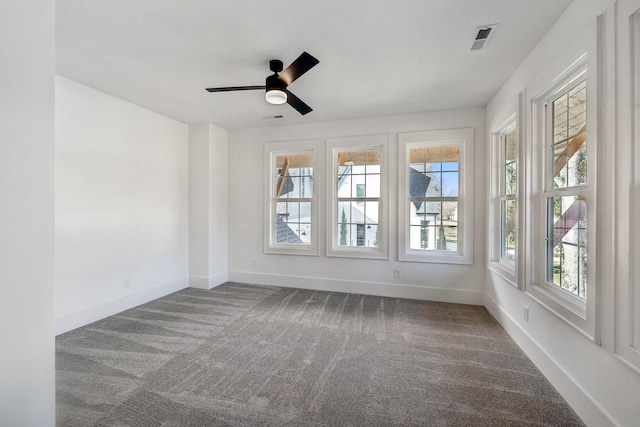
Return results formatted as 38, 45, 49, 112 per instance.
206, 52, 319, 115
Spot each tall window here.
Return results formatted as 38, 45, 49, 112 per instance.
545, 80, 588, 298
499, 121, 517, 264
408, 145, 460, 251
336, 149, 380, 248
399, 128, 474, 264
489, 98, 521, 286
529, 24, 598, 339
265, 140, 318, 255
327, 135, 388, 259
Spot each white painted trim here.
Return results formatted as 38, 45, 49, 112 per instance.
228, 271, 483, 305
487, 92, 525, 288
189, 272, 228, 289
484, 293, 617, 427
398, 128, 474, 265
326, 134, 390, 260
55, 276, 189, 335
264, 139, 320, 256
527, 18, 601, 342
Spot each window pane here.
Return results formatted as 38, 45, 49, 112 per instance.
336, 146, 382, 249
501, 199, 516, 233
338, 202, 351, 223
441, 172, 459, 197
425, 147, 442, 171
409, 202, 432, 226
424, 173, 440, 197
567, 145, 587, 187
439, 226, 458, 251
500, 199, 516, 263
366, 150, 381, 172
568, 82, 587, 139
505, 161, 516, 195
546, 195, 587, 298
350, 174, 365, 197
441, 201, 458, 251
503, 126, 517, 196
364, 201, 379, 224
409, 147, 425, 166
337, 171, 352, 197
501, 231, 516, 262
552, 80, 587, 189
441, 146, 459, 170
410, 222, 436, 250
338, 222, 350, 246
366, 173, 381, 198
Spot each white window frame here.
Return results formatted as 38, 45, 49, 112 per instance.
398, 128, 474, 265
489, 94, 525, 286
528, 21, 599, 341
327, 134, 388, 259
616, 6, 640, 374
264, 139, 319, 256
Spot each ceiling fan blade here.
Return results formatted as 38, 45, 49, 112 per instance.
278, 52, 319, 86
285, 89, 312, 115
206, 85, 265, 92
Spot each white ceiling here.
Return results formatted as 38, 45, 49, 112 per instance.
56, 0, 573, 130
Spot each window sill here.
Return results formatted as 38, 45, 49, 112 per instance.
488, 260, 517, 287
399, 250, 472, 265
265, 245, 319, 256
527, 280, 596, 342
327, 247, 388, 260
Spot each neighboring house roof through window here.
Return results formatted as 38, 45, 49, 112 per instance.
409, 167, 431, 210
275, 215, 303, 244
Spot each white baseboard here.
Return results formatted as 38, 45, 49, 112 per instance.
55, 276, 189, 336
483, 293, 616, 427
228, 271, 483, 305
189, 271, 228, 289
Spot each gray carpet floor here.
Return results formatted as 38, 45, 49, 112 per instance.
56, 282, 584, 426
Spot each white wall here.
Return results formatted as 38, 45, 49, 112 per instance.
189, 123, 229, 288
228, 108, 487, 304
55, 76, 190, 335
485, 0, 640, 426
0, 1, 55, 425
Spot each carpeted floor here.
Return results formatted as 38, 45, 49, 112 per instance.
56, 282, 584, 426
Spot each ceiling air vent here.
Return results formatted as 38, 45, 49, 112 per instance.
471, 24, 497, 51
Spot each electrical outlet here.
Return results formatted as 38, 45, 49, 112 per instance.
393, 269, 401, 278
251, 259, 257, 268
523, 305, 529, 322
123, 277, 131, 288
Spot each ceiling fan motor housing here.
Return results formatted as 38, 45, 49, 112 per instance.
269, 59, 283, 73
266, 73, 286, 91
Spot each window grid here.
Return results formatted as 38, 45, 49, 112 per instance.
408, 145, 460, 252
272, 153, 314, 246
544, 79, 588, 299
336, 149, 381, 248
499, 124, 517, 264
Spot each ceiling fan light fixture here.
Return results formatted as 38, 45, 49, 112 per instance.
265, 89, 287, 105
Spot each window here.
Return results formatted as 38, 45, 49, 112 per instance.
408, 144, 460, 251
265, 140, 319, 255
528, 24, 598, 339
327, 134, 388, 259
489, 95, 523, 286
399, 128, 474, 264
545, 80, 588, 298
500, 123, 517, 264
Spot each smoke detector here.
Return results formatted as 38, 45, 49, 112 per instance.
471, 24, 498, 51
